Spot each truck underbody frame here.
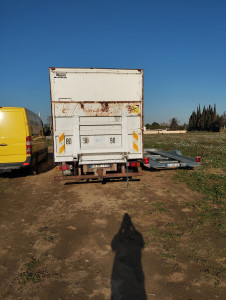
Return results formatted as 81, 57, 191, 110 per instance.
54, 164, 142, 181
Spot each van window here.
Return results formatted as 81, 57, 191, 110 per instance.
27, 113, 43, 136
0, 110, 26, 141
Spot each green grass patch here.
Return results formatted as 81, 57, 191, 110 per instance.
148, 201, 168, 213
144, 132, 226, 230
46, 138, 53, 147
158, 250, 176, 260
175, 170, 225, 204
39, 226, 48, 232
18, 257, 42, 284
38, 226, 55, 242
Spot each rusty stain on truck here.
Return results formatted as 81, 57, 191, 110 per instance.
126, 104, 133, 113
101, 102, 109, 112
58, 101, 141, 117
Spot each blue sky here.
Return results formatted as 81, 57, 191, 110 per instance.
0, 0, 225, 124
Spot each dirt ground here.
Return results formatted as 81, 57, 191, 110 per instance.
0, 151, 225, 300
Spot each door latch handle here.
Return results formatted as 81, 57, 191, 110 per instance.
0, 143, 7, 146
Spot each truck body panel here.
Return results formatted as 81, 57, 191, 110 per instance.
49, 68, 143, 179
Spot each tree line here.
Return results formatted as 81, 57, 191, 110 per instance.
145, 105, 225, 132
145, 119, 186, 130
188, 104, 225, 132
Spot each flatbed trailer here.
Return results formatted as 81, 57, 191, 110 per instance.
142, 148, 200, 169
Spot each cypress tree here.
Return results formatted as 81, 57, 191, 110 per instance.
188, 115, 193, 131
188, 104, 219, 131
200, 106, 206, 130
213, 104, 217, 123
209, 105, 214, 131
197, 104, 201, 130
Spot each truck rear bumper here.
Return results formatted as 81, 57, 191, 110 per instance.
54, 170, 142, 181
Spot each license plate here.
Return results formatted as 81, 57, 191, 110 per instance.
166, 163, 180, 168
90, 164, 110, 169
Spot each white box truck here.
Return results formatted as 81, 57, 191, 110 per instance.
49, 68, 143, 181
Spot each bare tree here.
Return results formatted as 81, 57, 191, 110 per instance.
47, 116, 52, 130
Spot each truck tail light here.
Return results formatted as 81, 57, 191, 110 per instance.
144, 157, 149, 164
129, 161, 138, 167
196, 156, 201, 163
57, 164, 71, 171
26, 136, 32, 155
61, 165, 70, 171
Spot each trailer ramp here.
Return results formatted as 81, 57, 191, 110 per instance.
143, 148, 200, 169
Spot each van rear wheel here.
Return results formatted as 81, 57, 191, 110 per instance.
43, 148, 48, 162
32, 157, 39, 175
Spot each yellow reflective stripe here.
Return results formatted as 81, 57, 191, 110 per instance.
59, 144, 65, 154
133, 142, 138, 152
59, 133, 64, 143
133, 131, 139, 152
133, 131, 138, 141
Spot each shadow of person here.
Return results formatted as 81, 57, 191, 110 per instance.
111, 213, 147, 300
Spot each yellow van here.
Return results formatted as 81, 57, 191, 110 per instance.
0, 107, 48, 174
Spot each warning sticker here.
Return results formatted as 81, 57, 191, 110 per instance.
132, 105, 139, 113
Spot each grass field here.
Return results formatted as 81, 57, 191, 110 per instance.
143, 132, 226, 291
144, 132, 226, 201
144, 131, 226, 235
